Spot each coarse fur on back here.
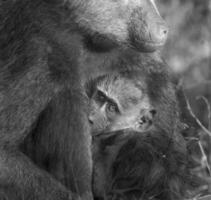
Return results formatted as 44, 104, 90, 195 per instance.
94, 128, 201, 200
0, 0, 92, 199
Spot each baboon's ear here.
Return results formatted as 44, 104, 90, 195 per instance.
138, 109, 156, 131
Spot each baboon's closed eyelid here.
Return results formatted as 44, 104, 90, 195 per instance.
95, 90, 107, 102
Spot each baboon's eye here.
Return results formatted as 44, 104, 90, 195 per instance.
106, 101, 119, 114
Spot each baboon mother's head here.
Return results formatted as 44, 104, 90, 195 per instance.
69, 0, 168, 52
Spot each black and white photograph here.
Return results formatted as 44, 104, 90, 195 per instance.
0, 0, 210, 199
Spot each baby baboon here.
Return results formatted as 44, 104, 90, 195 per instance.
87, 72, 199, 200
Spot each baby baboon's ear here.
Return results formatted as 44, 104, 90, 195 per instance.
137, 109, 157, 131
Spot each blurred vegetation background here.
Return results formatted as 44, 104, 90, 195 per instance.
158, 0, 210, 122
158, 0, 211, 198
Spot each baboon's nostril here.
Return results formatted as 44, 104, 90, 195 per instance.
88, 116, 94, 125
88, 119, 93, 125
150, 109, 157, 117
163, 29, 168, 34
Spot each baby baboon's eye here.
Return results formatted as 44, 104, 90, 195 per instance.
106, 101, 119, 114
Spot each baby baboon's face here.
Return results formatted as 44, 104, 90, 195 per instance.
88, 75, 156, 135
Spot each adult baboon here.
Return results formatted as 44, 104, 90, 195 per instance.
0, 0, 168, 199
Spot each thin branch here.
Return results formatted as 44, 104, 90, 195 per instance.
185, 95, 211, 137
198, 141, 211, 176
196, 96, 211, 131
